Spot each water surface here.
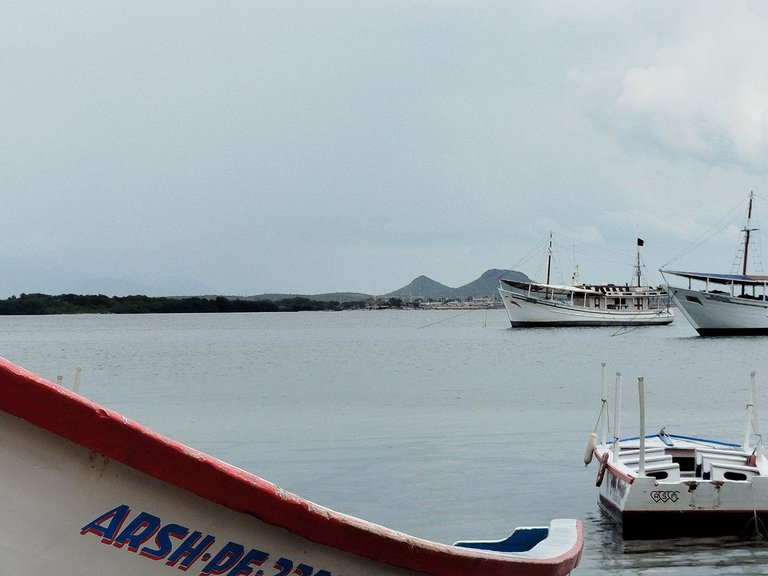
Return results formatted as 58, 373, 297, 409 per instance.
1, 309, 766, 574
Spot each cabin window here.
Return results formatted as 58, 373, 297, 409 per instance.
607, 298, 627, 310
647, 470, 669, 480
723, 471, 748, 481
685, 296, 703, 305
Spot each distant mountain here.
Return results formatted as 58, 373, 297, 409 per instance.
385, 269, 529, 300
453, 268, 530, 299
246, 269, 530, 303
385, 275, 451, 300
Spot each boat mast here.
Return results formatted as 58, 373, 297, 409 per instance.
546, 231, 553, 285
743, 191, 755, 277
634, 238, 644, 287
740, 192, 755, 296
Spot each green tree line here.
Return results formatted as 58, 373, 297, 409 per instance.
0, 294, 373, 315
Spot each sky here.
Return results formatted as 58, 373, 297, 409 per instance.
3, 1, 768, 297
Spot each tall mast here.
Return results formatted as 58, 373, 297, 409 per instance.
743, 191, 755, 277
740, 192, 756, 296
546, 231, 553, 285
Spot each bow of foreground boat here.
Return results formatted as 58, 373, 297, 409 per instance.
0, 357, 582, 576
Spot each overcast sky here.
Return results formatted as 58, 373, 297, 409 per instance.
3, 1, 768, 297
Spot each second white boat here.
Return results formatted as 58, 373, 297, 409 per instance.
500, 235, 673, 328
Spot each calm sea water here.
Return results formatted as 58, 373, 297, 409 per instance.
2, 309, 768, 574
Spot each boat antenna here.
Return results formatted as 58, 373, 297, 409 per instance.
571, 243, 580, 285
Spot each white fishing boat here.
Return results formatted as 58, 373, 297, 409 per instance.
0, 356, 583, 575
586, 365, 768, 539
499, 235, 673, 328
662, 192, 768, 335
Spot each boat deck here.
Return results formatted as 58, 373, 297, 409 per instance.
605, 435, 763, 483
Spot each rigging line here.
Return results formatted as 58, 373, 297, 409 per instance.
417, 309, 474, 329
610, 322, 645, 337
592, 400, 608, 434
661, 195, 749, 269
508, 236, 550, 271
745, 483, 768, 539
551, 241, 638, 272
553, 233, 635, 261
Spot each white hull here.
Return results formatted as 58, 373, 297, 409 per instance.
593, 435, 768, 538
0, 358, 583, 575
499, 287, 674, 327
668, 286, 768, 335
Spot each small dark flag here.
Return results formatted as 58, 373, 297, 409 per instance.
637, 238, 644, 246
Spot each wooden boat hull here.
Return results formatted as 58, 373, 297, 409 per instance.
597, 469, 768, 538
0, 358, 582, 575
499, 288, 674, 327
593, 436, 768, 539
668, 286, 768, 335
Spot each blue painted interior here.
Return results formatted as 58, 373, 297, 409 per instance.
454, 527, 548, 552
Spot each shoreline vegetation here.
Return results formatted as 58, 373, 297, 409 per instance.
0, 293, 413, 315
0, 270, 516, 315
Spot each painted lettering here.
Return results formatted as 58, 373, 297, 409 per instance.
292, 563, 314, 576
113, 511, 162, 552
165, 531, 216, 570
81, 506, 332, 576
140, 523, 190, 560
224, 548, 269, 576
273, 558, 293, 576
80, 504, 131, 544
200, 541, 245, 575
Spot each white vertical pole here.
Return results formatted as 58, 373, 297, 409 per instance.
752, 370, 761, 456
638, 377, 646, 476
613, 372, 623, 459
743, 396, 753, 451
74, 367, 82, 394
601, 363, 608, 446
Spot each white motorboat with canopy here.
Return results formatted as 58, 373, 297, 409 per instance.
663, 192, 768, 335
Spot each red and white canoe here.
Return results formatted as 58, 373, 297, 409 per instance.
0, 357, 582, 575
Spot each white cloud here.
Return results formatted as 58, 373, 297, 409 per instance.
618, 3, 768, 168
